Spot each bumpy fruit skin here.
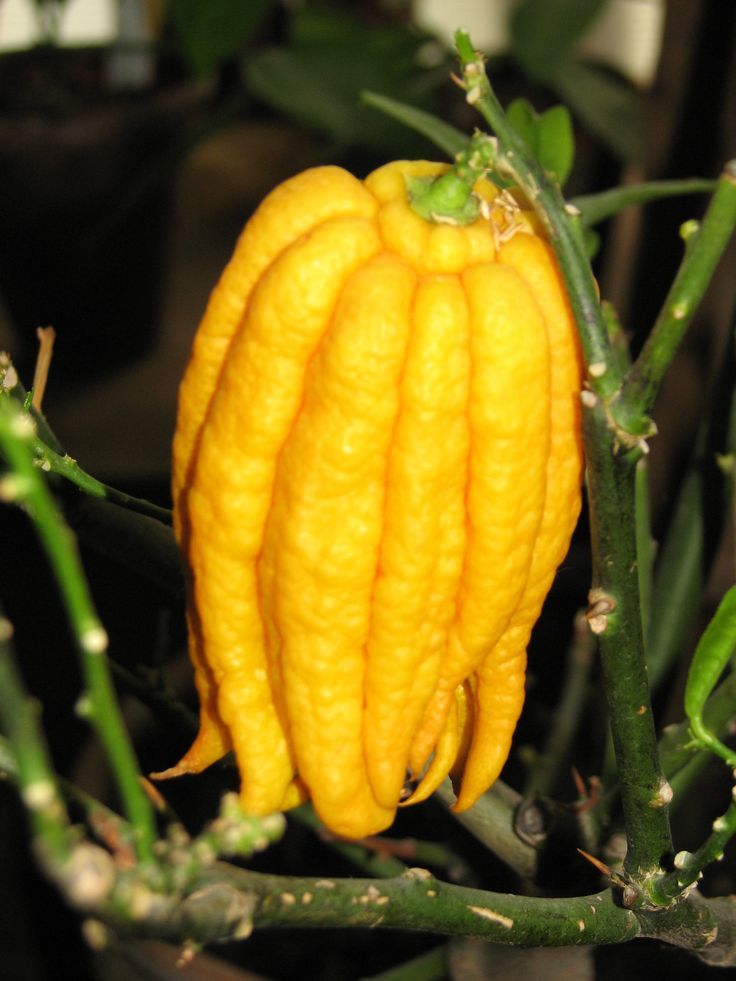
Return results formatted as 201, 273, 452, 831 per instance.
157, 160, 583, 838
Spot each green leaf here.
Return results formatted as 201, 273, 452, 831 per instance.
245, 9, 450, 155
288, 6, 431, 77
572, 178, 717, 228
169, 0, 273, 78
246, 47, 359, 142
583, 226, 601, 259
362, 92, 468, 159
685, 586, 736, 720
505, 98, 537, 151
537, 105, 575, 184
506, 99, 574, 186
684, 585, 736, 769
510, 0, 610, 82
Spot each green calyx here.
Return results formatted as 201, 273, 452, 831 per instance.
406, 171, 481, 225
407, 132, 499, 226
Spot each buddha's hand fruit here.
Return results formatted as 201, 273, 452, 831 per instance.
152, 160, 583, 839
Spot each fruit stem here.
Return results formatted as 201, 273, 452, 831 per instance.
406, 132, 498, 225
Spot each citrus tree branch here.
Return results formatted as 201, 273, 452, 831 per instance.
0, 397, 158, 863
0, 608, 71, 861
582, 403, 673, 875
614, 162, 736, 436
30, 436, 173, 525
453, 30, 621, 402
647, 795, 736, 906
435, 779, 538, 881
56, 852, 736, 964
1, 356, 172, 525
454, 29, 673, 880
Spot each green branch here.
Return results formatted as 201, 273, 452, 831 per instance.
0, 609, 71, 862
454, 29, 673, 880
1, 359, 172, 525
84, 864, 642, 947
647, 796, 736, 906
454, 30, 620, 402
614, 162, 736, 435
68, 857, 734, 961
31, 436, 172, 525
435, 780, 538, 882
635, 459, 654, 649
583, 403, 673, 875
0, 398, 158, 863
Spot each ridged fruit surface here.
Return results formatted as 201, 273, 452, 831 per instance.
156, 160, 583, 838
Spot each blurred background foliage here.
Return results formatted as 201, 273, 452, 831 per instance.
166, 0, 646, 164
10, 0, 653, 161
0, 0, 660, 381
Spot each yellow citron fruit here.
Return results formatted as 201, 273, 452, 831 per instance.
154, 160, 583, 839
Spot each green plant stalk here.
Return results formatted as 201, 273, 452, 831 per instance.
584, 402, 673, 876
0, 732, 147, 860
13, 806, 733, 961
635, 459, 653, 649
0, 401, 157, 863
615, 162, 736, 436
524, 611, 595, 798
360, 93, 716, 230
454, 30, 672, 877
454, 30, 620, 403
108, 867, 644, 945
31, 437, 172, 525
1, 356, 61, 453
647, 798, 736, 906
435, 779, 537, 881
572, 179, 717, 228
87, 862, 736, 956
0, 611, 71, 861
2, 364, 172, 525
601, 299, 631, 377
